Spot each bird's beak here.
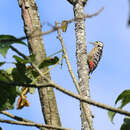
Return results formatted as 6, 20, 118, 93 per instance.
89, 42, 95, 45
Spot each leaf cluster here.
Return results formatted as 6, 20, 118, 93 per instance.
108, 90, 130, 130
0, 35, 60, 110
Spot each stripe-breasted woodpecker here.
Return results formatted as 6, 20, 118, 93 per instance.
87, 41, 103, 74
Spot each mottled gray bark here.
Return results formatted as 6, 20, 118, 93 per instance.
73, 1, 93, 130
18, 0, 61, 129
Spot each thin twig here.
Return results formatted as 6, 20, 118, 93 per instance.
18, 27, 58, 41
0, 118, 71, 130
10, 45, 27, 59
56, 22, 80, 93
0, 80, 49, 88
0, 111, 35, 123
16, 7, 104, 41
1, 80, 130, 117
1, 8, 104, 48
0, 111, 40, 129
42, 55, 64, 75
67, 7, 104, 23
85, 7, 104, 18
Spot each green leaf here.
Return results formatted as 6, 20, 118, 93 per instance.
13, 55, 28, 64
108, 90, 130, 124
39, 56, 59, 69
0, 70, 18, 111
25, 66, 39, 94
6, 67, 14, 75
13, 54, 36, 64
108, 110, 116, 123
12, 62, 32, 84
0, 35, 26, 45
0, 70, 11, 82
0, 47, 9, 58
48, 49, 63, 57
0, 85, 17, 111
29, 54, 35, 62
115, 89, 130, 108
0, 62, 5, 67
0, 35, 26, 57
121, 117, 130, 130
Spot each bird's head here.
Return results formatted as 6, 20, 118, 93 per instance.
89, 41, 104, 48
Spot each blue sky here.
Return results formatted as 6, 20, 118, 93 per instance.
0, 0, 130, 130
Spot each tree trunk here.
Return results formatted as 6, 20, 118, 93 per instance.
18, 0, 61, 128
73, 1, 93, 130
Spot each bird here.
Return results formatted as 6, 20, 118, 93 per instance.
87, 41, 104, 74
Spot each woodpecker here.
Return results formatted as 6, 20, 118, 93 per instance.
87, 41, 103, 74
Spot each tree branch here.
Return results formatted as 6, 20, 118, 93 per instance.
10, 45, 27, 59
0, 111, 41, 129
18, 0, 62, 127
67, 7, 104, 23
0, 79, 50, 88
0, 118, 70, 130
56, 22, 80, 93
73, 1, 93, 129
85, 7, 104, 18
17, 7, 104, 42
0, 111, 35, 123
41, 83, 130, 117
1, 79, 130, 117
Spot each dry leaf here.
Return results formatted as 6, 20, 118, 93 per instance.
61, 20, 68, 32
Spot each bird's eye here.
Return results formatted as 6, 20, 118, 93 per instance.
97, 45, 101, 47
